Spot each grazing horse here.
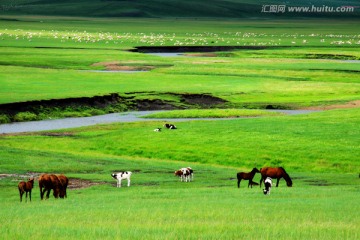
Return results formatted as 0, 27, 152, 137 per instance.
38, 174, 61, 200
18, 177, 34, 202
111, 171, 132, 187
237, 168, 260, 188
259, 167, 292, 188
263, 177, 272, 195
57, 174, 69, 198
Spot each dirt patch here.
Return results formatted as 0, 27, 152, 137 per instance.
180, 93, 227, 106
92, 61, 156, 71
40, 132, 75, 137
0, 93, 125, 116
91, 61, 172, 71
0, 92, 228, 123
135, 99, 179, 110
304, 100, 360, 110
68, 178, 106, 190
304, 180, 334, 186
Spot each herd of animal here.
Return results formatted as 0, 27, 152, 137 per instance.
17, 166, 292, 202
236, 166, 293, 195
18, 173, 69, 202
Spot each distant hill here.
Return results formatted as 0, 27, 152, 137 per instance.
1, 0, 359, 18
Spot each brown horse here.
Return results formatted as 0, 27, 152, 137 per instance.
57, 174, 69, 198
18, 177, 34, 202
39, 174, 61, 200
237, 168, 260, 188
259, 167, 292, 187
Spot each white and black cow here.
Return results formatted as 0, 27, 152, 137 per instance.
164, 123, 177, 129
154, 128, 161, 132
111, 171, 132, 187
263, 177, 272, 195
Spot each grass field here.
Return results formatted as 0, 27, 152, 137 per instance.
1, 108, 359, 239
0, 17, 359, 114
0, 15, 359, 239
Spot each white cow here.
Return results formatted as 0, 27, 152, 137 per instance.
111, 171, 132, 187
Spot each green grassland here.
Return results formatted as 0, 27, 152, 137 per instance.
0, 18, 359, 112
0, 15, 360, 239
1, 108, 359, 239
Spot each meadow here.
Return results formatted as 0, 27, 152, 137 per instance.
1, 108, 359, 239
0, 16, 360, 239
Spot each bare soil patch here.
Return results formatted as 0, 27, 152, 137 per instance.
304, 100, 360, 110
92, 61, 156, 71
68, 178, 107, 190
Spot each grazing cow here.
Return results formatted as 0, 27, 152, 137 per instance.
18, 177, 34, 202
111, 171, 132, 187
38, 174, 61, 200
164, 123, 177, 129
263, 177, 272, 195
174, 167, 193, 182
57, 174, 69, 198
154, 128, 161, 132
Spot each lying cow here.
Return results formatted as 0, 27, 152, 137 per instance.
164, 123, 177, 129
111, 171, 132, 187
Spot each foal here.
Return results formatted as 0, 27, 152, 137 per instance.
237, 168, 260, 188
18, 177, 34, 202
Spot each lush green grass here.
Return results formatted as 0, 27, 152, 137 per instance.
0, 109, 360, 239
0, 18, 359, 111
143, 109, 284, 118
2, 108, 359, 173
1, 176, 359, 239
0, 16, 359, 239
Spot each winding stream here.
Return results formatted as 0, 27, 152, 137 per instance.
0, 110, 318, 134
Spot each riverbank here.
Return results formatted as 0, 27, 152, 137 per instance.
0, 110, 319, 134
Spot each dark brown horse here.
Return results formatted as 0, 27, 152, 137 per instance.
237, 168, 260, 188
259, 167, 292, 187
18, 177, 34, 202
39, 174, 61, 200
57, 174, 69, 198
